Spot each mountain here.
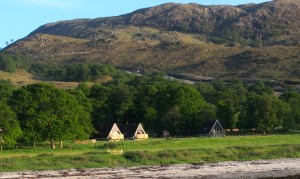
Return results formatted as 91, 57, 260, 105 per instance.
28, 0, 300, 45
4, 0, 300, 81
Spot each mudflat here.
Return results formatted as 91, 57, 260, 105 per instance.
0, 158, 299, 178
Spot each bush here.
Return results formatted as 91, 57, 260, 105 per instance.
38, 62, 121, 82
0, 54, 16, 72
102, 142, 119, 149
124, 151, 155, 162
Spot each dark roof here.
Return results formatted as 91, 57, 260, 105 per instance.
199, 120, 224, 134
119, 124, 140, 138
94, 123, 115, 139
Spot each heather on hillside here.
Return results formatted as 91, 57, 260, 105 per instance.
3, 1, 300, 81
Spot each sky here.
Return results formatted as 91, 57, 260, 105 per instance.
1, 0, 271, 49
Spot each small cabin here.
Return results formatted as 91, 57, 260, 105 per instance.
95, 123, 124, 141
199, 120, 225, 137
119, 123, 148, 140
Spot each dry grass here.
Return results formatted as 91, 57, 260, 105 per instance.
0, 70, 84, 89
0, 70, 38, 86
5, 26, 300, 80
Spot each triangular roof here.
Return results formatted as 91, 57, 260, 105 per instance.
199, 120, 224, 134
119, 123, 146, 138
94, 123, 121, 139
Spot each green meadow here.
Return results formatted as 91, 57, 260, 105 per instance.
0, 135, 299, 172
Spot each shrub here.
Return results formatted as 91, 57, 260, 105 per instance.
124, 151, 155, 162
102, 142, 119, 149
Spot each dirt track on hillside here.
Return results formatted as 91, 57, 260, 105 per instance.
0, 158, 299, 179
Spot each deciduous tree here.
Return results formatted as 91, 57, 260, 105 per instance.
10, 83, 94, 148
0, 101, 22, 144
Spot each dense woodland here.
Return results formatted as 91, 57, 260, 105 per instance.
0, 66, 300, 146
0, 53, 299, 146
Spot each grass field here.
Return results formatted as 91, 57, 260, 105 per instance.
0, 135, 299, 172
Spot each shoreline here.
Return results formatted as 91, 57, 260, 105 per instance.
0, 158, 300, 178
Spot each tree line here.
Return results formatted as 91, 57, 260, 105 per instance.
0, 74, 299, 148
0, 53, 130, 83
29, 62, 124, 82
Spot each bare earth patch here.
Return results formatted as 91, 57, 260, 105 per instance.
0, 158, 299, 178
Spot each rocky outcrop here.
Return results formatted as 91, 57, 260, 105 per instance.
28, 0, 300, 45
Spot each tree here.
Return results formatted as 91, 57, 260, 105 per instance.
0, 54, 16, 72
129, 76, 213, 135
0, 80, 16, 102
89, 84, 111, 128
108, 84, 136, 124
129, 77, 160, 132
225, 79, 247, 96
0, 80, 19, 145
43, 63, 123, 82
161, 105, 183, 135
142, 107, 157, 132
279, 91, 300, 131
76, 83, 91, 96
0, 101, 22, 144
29, 63, 48, 75
276, 100, 291, 132
216, 91, 241, 129
67, 89, 95, 137
154, 82, 207, 135
241, 93, 282, 134
249, 81, 273, 95
10, 83, 95, 148
197, 104, 217, 122
194, 83, 217, 103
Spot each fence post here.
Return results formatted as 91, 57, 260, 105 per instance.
0, 137, 4, 151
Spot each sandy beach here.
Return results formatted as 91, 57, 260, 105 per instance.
0, 158, 299, 179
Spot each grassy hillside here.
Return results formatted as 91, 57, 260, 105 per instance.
6, 30, 300, 81
0, 70, 82, 89
4, 0, 300, 81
